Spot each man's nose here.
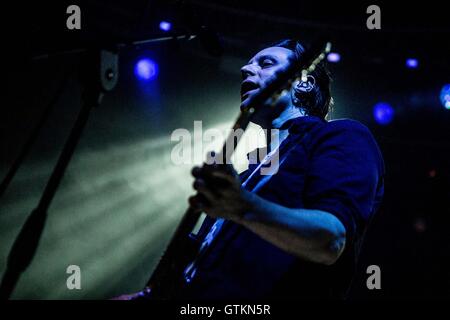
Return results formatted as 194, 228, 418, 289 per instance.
240, 64, 258, 80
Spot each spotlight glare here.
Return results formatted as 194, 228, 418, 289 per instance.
440, 84, 450, 110
406, 58, 419, 69
327, 52, 341, 63
134, 58, 158, 81
159, 21, 171, 32
373, 102, 394, 125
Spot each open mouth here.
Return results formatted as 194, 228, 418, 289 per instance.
240, 81, 259, 99
241, 89, 258, 100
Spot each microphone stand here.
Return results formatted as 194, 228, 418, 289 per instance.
0, 48, 119, 300
0, 30, 214, 300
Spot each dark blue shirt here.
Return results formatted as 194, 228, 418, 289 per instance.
180, 115, 385, 300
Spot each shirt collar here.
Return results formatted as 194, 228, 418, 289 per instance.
280, 115, 326, 134
245, 116, 325, 163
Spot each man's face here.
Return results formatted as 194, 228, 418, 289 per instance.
240, 46, 294, 106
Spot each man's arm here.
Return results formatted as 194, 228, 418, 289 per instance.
190, 168, 346, 266
237, 190, 346, 265
190, 120, 382, 267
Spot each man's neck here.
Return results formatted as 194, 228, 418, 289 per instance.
266, 106, 305, 152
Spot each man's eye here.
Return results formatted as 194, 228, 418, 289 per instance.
261, 59, 275, 67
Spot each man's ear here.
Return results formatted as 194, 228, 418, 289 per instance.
295, 75, 316, 93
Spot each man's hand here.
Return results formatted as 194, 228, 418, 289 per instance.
188, 162, 252, 223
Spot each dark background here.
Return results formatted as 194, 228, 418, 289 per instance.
1, 0, 449, 299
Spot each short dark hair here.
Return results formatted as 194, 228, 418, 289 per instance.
269, 39, 333, 119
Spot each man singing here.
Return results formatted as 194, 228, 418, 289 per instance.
118, 39, 384, 300
181, 39, 384, 300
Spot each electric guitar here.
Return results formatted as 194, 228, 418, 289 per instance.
141, 39, 332, 300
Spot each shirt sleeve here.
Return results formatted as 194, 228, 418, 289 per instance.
303, 120, 384, 245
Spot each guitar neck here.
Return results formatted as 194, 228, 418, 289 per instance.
145, 108, 253, 298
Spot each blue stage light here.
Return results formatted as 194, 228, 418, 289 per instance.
134, 58, 158, 81
373, 102, 394, 125
327, 52, 341, 63
159, 21, 171, 32
440, 84, 450, 110
406, 58, 419, 69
